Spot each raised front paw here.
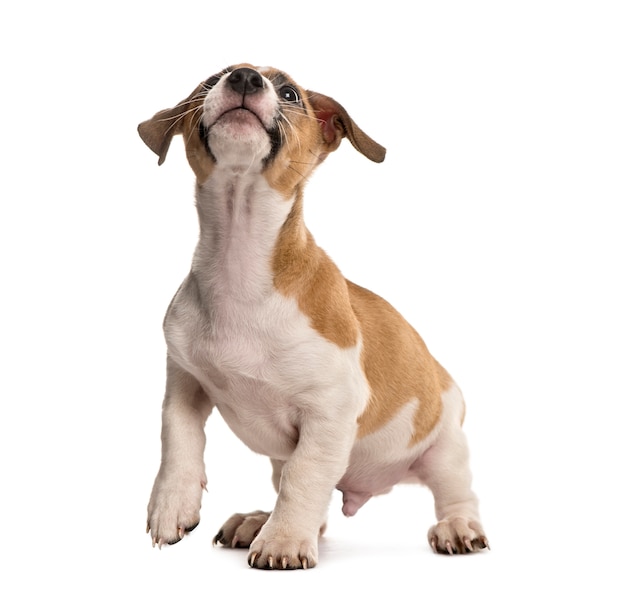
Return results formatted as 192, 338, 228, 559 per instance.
428, 518, 490, 555
147, 474, 206, 547
213, 510, 271, 548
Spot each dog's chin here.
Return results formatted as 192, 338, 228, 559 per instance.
207, 114, 273, 169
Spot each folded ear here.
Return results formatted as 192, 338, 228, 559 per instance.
137, 82, 206, 165
306, 91, 386, 163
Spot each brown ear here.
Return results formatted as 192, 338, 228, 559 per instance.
306, 91, 386, 163
137, 82, 206, 165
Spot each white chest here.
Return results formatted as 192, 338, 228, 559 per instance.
164, 278, 365, 458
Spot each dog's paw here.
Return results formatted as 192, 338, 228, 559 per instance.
146, 474, 206, 547
428, 518, 489, 555
213, 510, 271, 549
247, 531, 318, 570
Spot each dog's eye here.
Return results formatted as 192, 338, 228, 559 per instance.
279, 85, 300, 103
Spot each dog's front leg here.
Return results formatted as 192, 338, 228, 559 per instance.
147, 356, 213, 547
247, 413, 357, 569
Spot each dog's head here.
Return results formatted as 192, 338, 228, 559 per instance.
138, 64, 385, 192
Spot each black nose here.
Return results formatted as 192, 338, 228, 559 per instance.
228, 67, 264, 95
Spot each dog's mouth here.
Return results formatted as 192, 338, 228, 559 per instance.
200, 103, 273, 139
199, 105, 282, 163
218, 105, 267, 128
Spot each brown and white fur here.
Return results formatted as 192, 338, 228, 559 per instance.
138, 64, 488, 570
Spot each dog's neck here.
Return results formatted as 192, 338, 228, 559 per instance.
191, 165, 306, 303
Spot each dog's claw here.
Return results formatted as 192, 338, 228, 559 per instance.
301, 556, 308, 570
281, 556, 288, 569
464, 537, 474, 553
267, 556, 274, 569
248, 552, 258, 568
481, 536, 491, 550
445, 540, 454, 555
231, 535, 239, 548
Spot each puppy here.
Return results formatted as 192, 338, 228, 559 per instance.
138, 64, 488, 569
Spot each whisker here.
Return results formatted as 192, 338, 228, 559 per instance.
275, 117, 290, 154
190, 103, 205, 129
287, 164, 308, 180
156, 93, 208, 137
156, 96, 206, 123
159, 108, 198, 138
276, 111, 303, 154
275, 120, 287, 153
290, 159, 323, 166
281, 108, 320, 122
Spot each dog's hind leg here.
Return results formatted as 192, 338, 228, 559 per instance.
147, 356, 213, 547
413, 387, 489, 554
213, 510, 272, 548
212, 458, 283, 549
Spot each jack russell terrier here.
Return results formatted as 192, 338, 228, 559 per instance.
138, 64, 488, 569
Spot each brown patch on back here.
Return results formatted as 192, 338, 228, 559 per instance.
348, 281, 449, 445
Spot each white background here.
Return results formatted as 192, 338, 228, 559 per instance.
1, 1, 624, 587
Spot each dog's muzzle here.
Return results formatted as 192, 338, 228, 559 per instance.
199, 67, 283, 164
